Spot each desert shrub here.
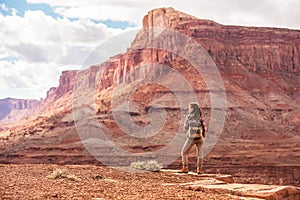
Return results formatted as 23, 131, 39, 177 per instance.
130, 161, 146, 170
144, 160, 163, 172
46, 168, 80, 181
130, 160, 162, 172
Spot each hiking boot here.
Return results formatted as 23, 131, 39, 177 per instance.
197, 169, 203, 174
179, 166, 189, 173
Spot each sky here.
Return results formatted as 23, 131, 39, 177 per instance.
0, 0, 299, 100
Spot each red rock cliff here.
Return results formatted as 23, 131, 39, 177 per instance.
0, 98, 40, 122
94, 8, 300, 97
4, 8, 300, 137
38, 7, 300, 109
141, 7, 300, 73
90, 7, 300, 139
43, 70, 78, 103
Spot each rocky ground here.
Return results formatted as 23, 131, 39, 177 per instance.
1, 164, 299, 200
0, 164, 242, 200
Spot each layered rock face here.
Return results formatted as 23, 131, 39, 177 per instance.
145, 8, 300, 71
0, 70, 78, 122
93, 8, 300, 97
0, 98, 40, 122
43, 70, 78, 103
114, 8, 299, 132
70, 8, 298, 142
3, 7, 299, 135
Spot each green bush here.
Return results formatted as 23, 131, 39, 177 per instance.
130, 160, 162, 172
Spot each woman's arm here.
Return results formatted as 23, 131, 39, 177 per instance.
200, 118, 207, 137
184, 115, 189, 130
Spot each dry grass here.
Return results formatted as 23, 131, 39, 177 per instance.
130, 160, 162, 172
46, 168, 80, 181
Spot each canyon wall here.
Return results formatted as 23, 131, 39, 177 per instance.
1, 7, 300, 137
0, 98, 40, 122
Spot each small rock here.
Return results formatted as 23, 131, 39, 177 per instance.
215, 175, 235, 183
51, 193, 58, 198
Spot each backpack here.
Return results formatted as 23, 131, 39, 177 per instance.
188, 118, 206, 138
188, 119, 202, 138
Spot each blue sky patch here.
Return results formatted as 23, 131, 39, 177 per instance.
0, 0, 59, 17
92, 19, 136, 29
0, 55, 20, 62
0, 0, 136, 29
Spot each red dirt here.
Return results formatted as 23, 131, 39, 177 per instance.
0, 164, 240, 200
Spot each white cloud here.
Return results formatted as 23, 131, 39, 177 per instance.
26, 0, 300, 29
0, 9, 130, 99
0, 10, 121, 46
11, 8, 18, 16
0, 60, 69, 99
26, 0, 163, 25
1, 3, 8, 12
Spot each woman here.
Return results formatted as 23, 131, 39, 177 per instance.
180, 102, 206, 174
